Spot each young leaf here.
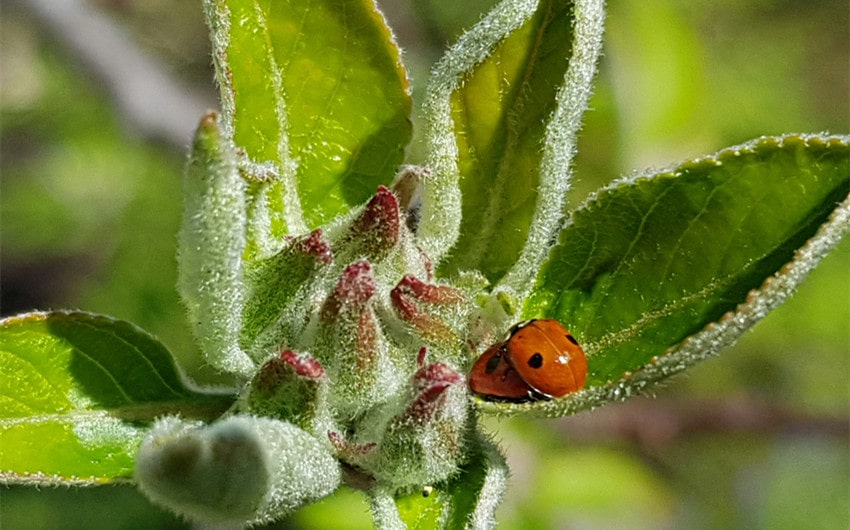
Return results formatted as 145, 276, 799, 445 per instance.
136, 415, 340, 526
205, 0, 412, 233
482, 134, 849, 416
0, 312, 234, 485
179, 112, 254, 377
418, 0, 539, 264
429, 0, 605, 284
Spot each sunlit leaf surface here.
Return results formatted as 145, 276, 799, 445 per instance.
213, 0, 412, 231
0, 312, 234, 484
439, 0, 575, 282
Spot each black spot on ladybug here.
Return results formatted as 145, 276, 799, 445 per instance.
484, 352, 502, 374
566, 334, 579, 345
528, 352, 544, 369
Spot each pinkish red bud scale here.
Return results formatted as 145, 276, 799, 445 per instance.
328, 431, 377, 460
390, 275, 466, 343
405, 361, 464, 424
348, 185, 401, 257
292, 229, 333, 265
279, 349, 326, 379
321, 261, 377, 323
394, 275, 465, 305
244, 350, 328, 431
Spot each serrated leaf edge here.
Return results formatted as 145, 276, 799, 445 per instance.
595, 133, 850, 198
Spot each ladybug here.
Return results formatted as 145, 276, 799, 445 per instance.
469, 319, 587, 401
467, 341, 533, 400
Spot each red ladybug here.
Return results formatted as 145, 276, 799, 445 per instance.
467, 341, 532, 400
469, 319, 587, 401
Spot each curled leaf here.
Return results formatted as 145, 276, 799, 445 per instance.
135, 415, 341, 526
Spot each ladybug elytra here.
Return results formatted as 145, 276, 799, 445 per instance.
469, 319, 587, 401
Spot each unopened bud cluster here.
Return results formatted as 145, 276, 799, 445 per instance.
138, 116, 491, 525
239, 184, 474, 488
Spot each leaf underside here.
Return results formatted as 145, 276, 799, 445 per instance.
0, 312, 234, 484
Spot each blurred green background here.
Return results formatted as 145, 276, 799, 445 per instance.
1, 0, 847, 528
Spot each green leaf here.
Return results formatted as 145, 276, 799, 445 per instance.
0, 312, 234, 485
431, 0, 605, 286
481, 134, 850, 416
205, 0, 412, 233
437, 0, 574, 283
395, 432, 508, 529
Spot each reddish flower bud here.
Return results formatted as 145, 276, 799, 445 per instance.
245, 350, 327, 431
394, 275, 465, 305
317, 261, 399, 417
278, 349, 325, 379
362, 353, 468, 489
405, 359, 464, 425
347, 186, 402, 257
328, 431, 377, 460
241, 229, 333, 357
292, 229, 333, 265
390, 275, 466, 343
321, 261, 377, 323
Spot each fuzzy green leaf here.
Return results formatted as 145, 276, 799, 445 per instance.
432, 0, 605, 286
206, 0, 412, 233
136, 415, 340, 526
438, 0, 573, 281
0, 312, 234, 485
481, 135, 850, 416
179, 112, 254, 377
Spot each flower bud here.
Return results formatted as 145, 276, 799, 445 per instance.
320, 261, 377, 324
328, 431, 377, 461
241, 229, 333, 360
364, 350, 469, 490
390, 275, 468, 347
241, 350, 329, 433
345, 185, 402, 259
318, 262, 402, 417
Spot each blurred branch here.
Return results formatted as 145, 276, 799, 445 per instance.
557, 397, 849, 449
16, 0, 217, 147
